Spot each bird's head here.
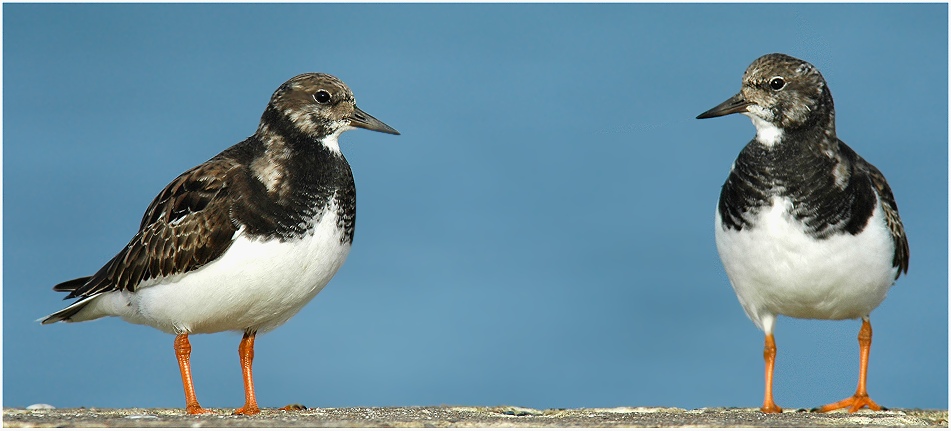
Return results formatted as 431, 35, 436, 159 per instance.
264, 73, 400, 141
698, 53, 834, 143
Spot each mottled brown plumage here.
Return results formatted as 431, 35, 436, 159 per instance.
43, 73, 399, 323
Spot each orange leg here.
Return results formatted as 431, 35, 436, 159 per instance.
816, 319, 883, 413
174, 334, 211, 414
761, 333, 782, 413
233, 331, 262, 415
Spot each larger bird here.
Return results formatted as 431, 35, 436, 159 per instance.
42, 73, 399, 414
697, 53, 908, 413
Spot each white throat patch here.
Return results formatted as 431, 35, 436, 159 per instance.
320, 127, 349, 155
744, 108, 783, 147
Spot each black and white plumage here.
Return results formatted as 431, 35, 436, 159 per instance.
42, 73, 399, 414
697, 53, 908, 413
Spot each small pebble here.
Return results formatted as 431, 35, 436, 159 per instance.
26, 404, 55, 411
281, 404, 307, 411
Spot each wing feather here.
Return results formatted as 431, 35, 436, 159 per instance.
62, 156, 245, 300
858, 158, 909, 278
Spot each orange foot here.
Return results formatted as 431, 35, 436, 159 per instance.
233, 405, 262, 415
280, 404, 307, 411
761, 402, 782, 414
185, 405, 213, 415
814, 394, 884, 413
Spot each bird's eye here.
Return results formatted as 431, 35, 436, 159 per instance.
769, 77, 786, 91
313, 90, 332, 104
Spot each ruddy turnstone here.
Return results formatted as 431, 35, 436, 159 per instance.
697, 53, 909, 413
42, 73, 399, 414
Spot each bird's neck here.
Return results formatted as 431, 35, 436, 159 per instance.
246, 109, 353, 205
749, 108, 838, 159
255, 105, 345, 157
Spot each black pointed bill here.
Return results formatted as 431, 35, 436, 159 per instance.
349, 106, 400, 135
697, 93, 751, 119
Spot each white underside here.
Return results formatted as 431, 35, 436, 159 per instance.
69, 203, 351, 334
715, 196, 897, 335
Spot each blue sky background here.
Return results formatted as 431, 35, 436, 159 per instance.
3, 4, 947, 411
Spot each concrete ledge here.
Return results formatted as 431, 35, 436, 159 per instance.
3, 406, 948, 428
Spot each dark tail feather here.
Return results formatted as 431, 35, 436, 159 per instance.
53, 276, 92, 294
43, 276, 95, 324
40, 296, 97, 324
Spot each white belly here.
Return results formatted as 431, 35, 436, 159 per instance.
715, 196, 897, 334
80, 206, 351, 334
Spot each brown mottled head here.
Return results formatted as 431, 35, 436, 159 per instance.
263, 73, 399, 140
698, 53, 834, 133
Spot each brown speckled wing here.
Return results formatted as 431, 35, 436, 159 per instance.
859, 159, 909, 278
61, 157, 243, 300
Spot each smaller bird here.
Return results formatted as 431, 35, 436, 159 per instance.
697, 53, 909, 413
42, 73, 399, 414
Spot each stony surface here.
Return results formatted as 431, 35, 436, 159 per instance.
3, 406, 947, 428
